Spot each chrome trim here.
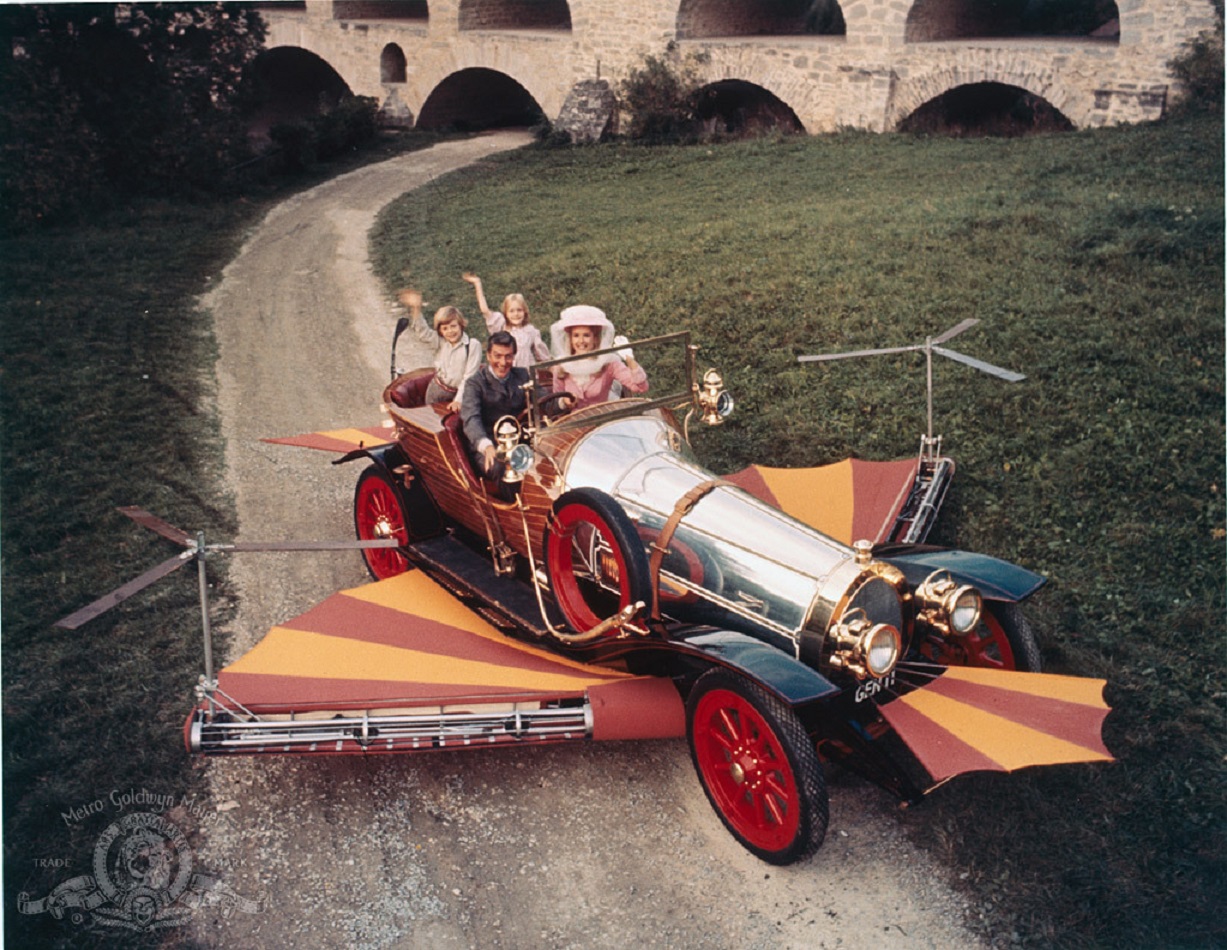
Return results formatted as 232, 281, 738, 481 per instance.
191, 704, 593, 755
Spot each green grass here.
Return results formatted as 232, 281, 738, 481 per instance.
0, 129, 451, 948
371, 115, 1226, 948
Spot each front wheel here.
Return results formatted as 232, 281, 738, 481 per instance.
687, 669, 828, 865
543, 488, 651, 635
354, 466, 411, 580
920, 600, 1042, 672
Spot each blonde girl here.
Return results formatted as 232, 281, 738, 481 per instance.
462, 273, 550, 367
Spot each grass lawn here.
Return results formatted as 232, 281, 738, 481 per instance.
370, 113, 1225, 948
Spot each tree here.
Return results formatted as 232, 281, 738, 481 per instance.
0, 3, 267, 228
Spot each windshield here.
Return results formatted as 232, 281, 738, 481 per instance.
529, 331, 698, 435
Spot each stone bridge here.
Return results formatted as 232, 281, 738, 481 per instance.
257, 0, 1218, 135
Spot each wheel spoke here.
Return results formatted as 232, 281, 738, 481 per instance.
715, 707, 742, 746
761, 789, 788, 828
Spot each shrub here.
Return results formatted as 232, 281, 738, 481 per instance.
266, 95, 379, 172
314, 95, 379, 160
268, 121, 316, 173
1169, 20, 1224, 113
618, 48, 709, 143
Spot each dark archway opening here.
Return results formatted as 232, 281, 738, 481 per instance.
333, 1, 428, 22
246, 47, 352, 142
905, 0, 1120, 43
381, 43, 407, 83
458, 0, 572, 31
676, 0, 846, 38
898, 82, 1074, 137
416, 69, 545, 131
695, 81, 806, 137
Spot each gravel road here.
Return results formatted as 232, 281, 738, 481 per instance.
188, 131, 989, 949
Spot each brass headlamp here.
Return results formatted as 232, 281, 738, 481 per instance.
696, 368, 734, 426
493, 415, 534, 484
915, 569, 982, 636
827, 608, 901, 680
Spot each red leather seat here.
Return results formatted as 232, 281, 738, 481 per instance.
384, 369, 433, 409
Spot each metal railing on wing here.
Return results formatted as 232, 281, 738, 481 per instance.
188, 702, 594, 756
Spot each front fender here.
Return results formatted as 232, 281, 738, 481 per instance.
874, 544, 1046, 603
676, 629, 841, 706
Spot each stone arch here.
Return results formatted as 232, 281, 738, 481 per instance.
416, 68, 547, 130
897, 81, 1074, 135
381, 44, 407, 83
695, 79, 806, 135
676, 0, 846, 39
458, 0, 573, 31
904, 0, 1120, 43
332, 1, 428, 22
248, 46, 353, 140
888, 59, 1091, 130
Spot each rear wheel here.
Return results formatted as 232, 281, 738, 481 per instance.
544, 488, 650, 635
687, 669, 828, 865
354, 466, 411, 580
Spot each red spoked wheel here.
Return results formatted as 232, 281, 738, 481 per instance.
543, 488, 650, 635
919, 601, 1042, 672
354, 466, 411, 580
687, 670, 828, 865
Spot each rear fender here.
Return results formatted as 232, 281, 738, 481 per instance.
332, 442, 405, 471
874, 544, 1046, 603
677, 630, 841, 706
337, 442, 444, 540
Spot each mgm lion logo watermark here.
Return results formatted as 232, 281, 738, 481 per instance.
19, 810, 262, 932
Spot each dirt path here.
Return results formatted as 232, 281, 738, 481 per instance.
189, 132, 988, 949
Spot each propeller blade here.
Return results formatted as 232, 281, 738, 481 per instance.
931, 318, 979, 345
798, 344, 923, 363
217, 539, 400, 552
55, 551, 193, 630
931, 346, 1026, 382
117, 507, 193, 547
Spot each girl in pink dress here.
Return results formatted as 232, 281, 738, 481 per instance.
462, 273, 551, 367
548, 305, 648, 410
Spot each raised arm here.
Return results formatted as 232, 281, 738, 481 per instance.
462, 273, 500, 329
399, 288, 436, 347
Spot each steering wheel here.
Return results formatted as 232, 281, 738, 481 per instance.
528, 391, 576, 425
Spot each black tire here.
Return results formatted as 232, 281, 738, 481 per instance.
686, 669, 828, 865
984, 601, 1043, 672
543, 487, 651, 635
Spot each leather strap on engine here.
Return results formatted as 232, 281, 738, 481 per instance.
648, 478, 727, 619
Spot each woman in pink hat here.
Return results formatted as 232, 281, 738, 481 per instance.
549, 305, 648, 410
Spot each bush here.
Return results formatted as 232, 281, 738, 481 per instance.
618, 48, 709, 143
266, 95, 379, 172
314, 95, 379, 160
268, 121, 317, 173
1169, 21, 1224, 113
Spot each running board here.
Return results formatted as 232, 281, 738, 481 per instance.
188, 702, 593, 756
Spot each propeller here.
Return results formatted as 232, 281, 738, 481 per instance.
798, 318, 1025, 443
55, 507, 399, 696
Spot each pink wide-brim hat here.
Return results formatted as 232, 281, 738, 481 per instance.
556, 305, 612, 330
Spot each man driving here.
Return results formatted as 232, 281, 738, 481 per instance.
461, 331, 542, 482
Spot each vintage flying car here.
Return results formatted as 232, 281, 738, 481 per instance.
225, 324, 1099, 868
172, 327, 1111, 865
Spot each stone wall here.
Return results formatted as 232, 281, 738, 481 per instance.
262, 0, 1219, 133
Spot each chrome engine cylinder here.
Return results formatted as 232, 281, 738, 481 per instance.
559, 415, 906, 667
